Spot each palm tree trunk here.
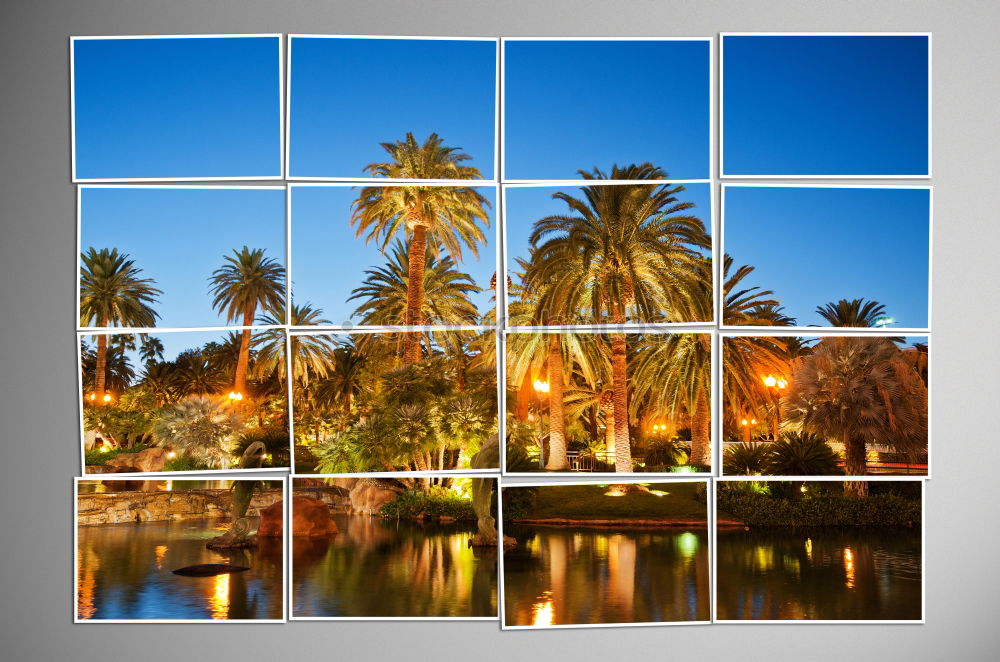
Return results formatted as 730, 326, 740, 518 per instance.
438, 443, 446, 471
690, 390, 711, 467
516, 371, 532, 421
95, 328, 108, 399
234, 308, 254, 395
611, 326, 631, 472
544, 334, 569, 470
403, 224, 428, 364
604, 410, 615, 462
843, 431, 869, 496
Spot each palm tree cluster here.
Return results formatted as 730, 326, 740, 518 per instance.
79, 244, 288, 471
291, 327, 497, 474
722, 299, 929, 489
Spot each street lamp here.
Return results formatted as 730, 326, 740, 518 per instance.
533, 380, 549, 467
762, 375, 787, 441
228, 391, 243, 402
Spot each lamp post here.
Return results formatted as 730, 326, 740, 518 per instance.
762, 375, 787, 442
533, 379, 549, 468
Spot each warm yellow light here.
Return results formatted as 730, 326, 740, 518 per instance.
98, 445, 108, 453
800, 484, 807, 493
777, 379, 787, 389
533, 380, 549, 394
102, 393, 112, 403
167, 451, 176, 459
763, 375, 777, 388
88, 393, 96, 401
741, 419, 748, 426
228, 391, 243, 401
751, 419, 757, 425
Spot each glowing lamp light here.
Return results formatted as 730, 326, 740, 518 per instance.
741, 419, 748, 426
167, 451, 177, 459
533, 379, 549, 394
88, 393, 96, 402
763, 375, 777, 388
98, 446, 108, 454
751, 419, 757, 425
800, 484, 808, 493
228, 391, 243, 402
102, 393, 112, 403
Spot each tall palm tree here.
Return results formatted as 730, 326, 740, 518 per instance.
173, 353, 229, 397
783, 336, 928, 495
208, 246, 285, 397
80, 339, 136, 395
80, 248, 161, 399
139, 336, 164, 366
352, 133, 490, 363
314, 343, 368, 419
816, 298, 888, 327
139, 362, 178, 407
253, 303, 336, 388
524, 164, 710, 472
348, 238, 481, 330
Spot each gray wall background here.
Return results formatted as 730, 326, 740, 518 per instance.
2, 0, 998, 659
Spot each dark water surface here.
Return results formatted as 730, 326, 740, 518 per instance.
77, 518, 284, 620
292, 514, 498, 618
503, 525, 710, 626
717, 527, 922, 620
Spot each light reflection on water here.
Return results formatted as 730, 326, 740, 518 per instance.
504, 525, 710, 626
292, 514, 497, 618
717, 527, 922, 620
76, 519, 283, 620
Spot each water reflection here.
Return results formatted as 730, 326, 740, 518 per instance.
76, 519, 283, 620
717, 527, 921, 620
292, 514, 497, 618
504, 525, 710, 626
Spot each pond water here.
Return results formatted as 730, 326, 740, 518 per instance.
716, 527, 922, 620
503, 525, 710, 626
77, 518, 283, 620
292, 514, 498, 618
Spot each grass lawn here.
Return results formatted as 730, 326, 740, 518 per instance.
522, 483, 708, 521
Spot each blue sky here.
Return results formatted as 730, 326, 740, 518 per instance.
505, 182, 712, 274
723, 187, 930, 327
80, 187, 286, 329
504, 40, 710, 180
723, 35, 929, 175
290, 38, 497, 179
73, 37, 282, 179
291, 186, 498, 325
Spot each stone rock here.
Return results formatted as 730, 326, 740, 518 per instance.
439, 515, 456, 523
257, 500, 284, 537
347, 481, 402, 516
105, 447, 171, 473
76, 488, 284, 526
291, 496, 338, 537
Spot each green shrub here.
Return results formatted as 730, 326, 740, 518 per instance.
723, 442, 771, 475
718, 483, 921, 527
379, 487, 476, 520
501, 486, 537, 522
83, 444, 151, 467
164, 455, 211, 472
769, 432, 842, 476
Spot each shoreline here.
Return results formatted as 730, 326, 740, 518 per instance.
512, 517, 729, 529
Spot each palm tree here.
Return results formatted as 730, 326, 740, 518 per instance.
253, 303, 336, 388
138, 336, 164, 365
80, 248, 161, 399
208, 246, 285, 396
816, 298, 888, 327
525, 164, 710, 471
80, 339, 135, 395
152, 396, 241, 469
139, 362, 178, 407
348, 238, 481, 329
768, 432, 841, 476
314, 343, 368, 419
173, 353, 229, 397
783, 336, 928, 494
352, 132, 490, 363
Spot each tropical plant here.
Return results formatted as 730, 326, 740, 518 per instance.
173, 353, 229, 397
138, 361, 178, 407
349, 238, 481, 327
783, 336, 928, 494
208, 246, 285, 395
152, 396, 242, 469
79, 248, 161, 398
523, 164, 710, 471
723, 442, 771, 475
80, 340, 135, 395
816, 298, 888, 327
768, 432, 842, 476
352, 132, 490, 363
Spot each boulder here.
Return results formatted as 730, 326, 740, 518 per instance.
348, 481, 401, 516
291, 496, 338, 537
257, 500, 284, 537
105, 447, 171, 473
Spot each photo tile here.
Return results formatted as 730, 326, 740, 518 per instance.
72, 36, 283, 181
503, 182, 713, 328
500, 479, 711, 628
79, 328, 291, 475
503, 330, 714, 475
721, 186, 930, 330
720, 334, 929, 478
75, 476, 287, 622
290, 330, 499, 474
714, 479, 923, 622
722, 34, 930, 177
288, 36, 497, 180
291, 475, 499, 619
79, 186, 288, 330
503, 39, 711, 180
290, 184, 499, 327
